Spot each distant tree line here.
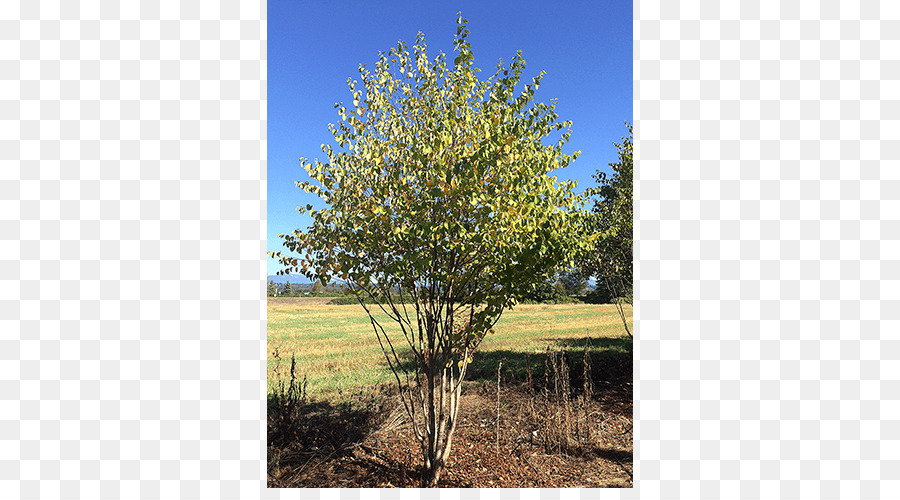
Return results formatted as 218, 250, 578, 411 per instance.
267, 280, 346, 297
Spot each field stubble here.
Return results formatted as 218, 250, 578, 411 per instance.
267, 299, 632, 396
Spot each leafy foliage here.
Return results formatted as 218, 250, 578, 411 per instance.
578, 123, 632, 332
557, 267, 588, 296
268, 280, 277, 297
523, 274, 571, 304
271, 14, 590, 485
282, 281, 293, 296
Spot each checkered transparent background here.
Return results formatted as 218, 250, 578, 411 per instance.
2, 0, 898, 498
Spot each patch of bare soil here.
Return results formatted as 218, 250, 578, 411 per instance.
267, 349, 633, 488
268, 296, 336, 306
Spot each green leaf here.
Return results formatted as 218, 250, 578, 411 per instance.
273, 18, 594, 473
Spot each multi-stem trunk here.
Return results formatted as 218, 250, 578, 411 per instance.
420, 365, 462, 486
358, 284, 477, 487
418, 314, 466, 486
424, 354, 438, 484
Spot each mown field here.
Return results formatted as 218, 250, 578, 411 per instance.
267, 297, 633, 396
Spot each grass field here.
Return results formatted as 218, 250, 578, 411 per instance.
267, 298, 633, 396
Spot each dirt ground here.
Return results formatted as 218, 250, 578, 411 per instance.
267, 349, 633, 488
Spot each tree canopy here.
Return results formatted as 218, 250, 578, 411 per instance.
271, 14, 591, 485
578, 123, 632, 331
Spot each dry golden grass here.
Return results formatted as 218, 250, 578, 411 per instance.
267, 301, 632, 396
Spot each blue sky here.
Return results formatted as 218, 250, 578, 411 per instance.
267, 0, 632, 277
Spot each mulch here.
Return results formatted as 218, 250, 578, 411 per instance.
267, 361, 633, 489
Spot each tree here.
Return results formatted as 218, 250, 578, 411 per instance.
268, 280, 277, 297
311, 281, 324, 294
557, 267, 587, 296
580, 123, 632, 336
271, 14, 590, 486
282, 281, 292, 296
524, 273, 569, 303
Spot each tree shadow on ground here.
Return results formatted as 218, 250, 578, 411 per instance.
267, 383, 401, 487
590, 446, 633, 464
329, 447, 420, 487
269, 335, 634, 487
266, 396, 379, 450
462, 335, 633, 394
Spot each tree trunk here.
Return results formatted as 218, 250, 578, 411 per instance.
422, 453, 445, 486
420, 366, 464, 486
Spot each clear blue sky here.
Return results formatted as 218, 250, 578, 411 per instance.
267, 0, 632, 277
